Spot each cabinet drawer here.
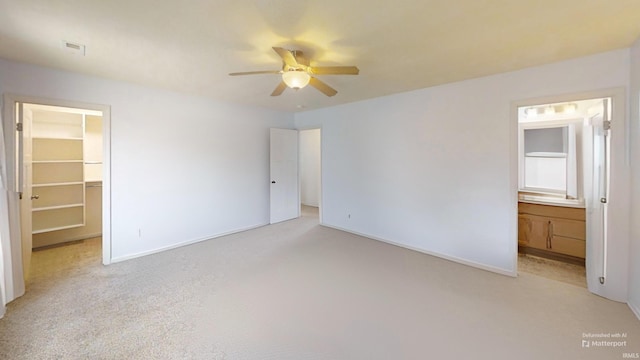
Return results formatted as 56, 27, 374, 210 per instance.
550, 236, 585, 258
518, 202, 585, 221
550, 218, 585, 240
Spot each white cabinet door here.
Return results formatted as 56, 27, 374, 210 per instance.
270, 128, 299, 224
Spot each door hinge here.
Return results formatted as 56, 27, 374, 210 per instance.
603, 120, 611, 131
599, 276, 605, 285
16, 122, 23, 132
18, 191, 23, 200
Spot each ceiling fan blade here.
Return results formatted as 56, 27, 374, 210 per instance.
309, 66, 359, 75
229, 70, 281, 76
271, 81, 287, 96
309, 77, 337, 97
293, 50, 310, 68
272, 47, 298, 67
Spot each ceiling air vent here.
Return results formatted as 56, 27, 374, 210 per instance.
61, 40, 86, 56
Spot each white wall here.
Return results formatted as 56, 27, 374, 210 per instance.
0, 58, 294, 263
299, 129, 321, 207
0, 227, 4, 317
628, 39, 640, 318
295, 50, 630, 279
0, 101, 7, 315
0, 89, 20, 307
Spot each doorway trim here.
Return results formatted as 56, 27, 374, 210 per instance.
1, 94, 112, 302
510, 87, 629, 302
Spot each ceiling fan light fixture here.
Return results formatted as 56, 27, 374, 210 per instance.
282, 70, 310, 89
230, 47, 356, 97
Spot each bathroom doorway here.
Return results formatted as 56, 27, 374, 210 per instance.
515, 95, 613, 294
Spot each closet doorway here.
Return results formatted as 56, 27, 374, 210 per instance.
2, 95, 111, 298
299, 129, 321, 221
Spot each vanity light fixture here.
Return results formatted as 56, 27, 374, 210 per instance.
562, 103, 577, 114
544, 106, 556, 115
525, 102, 578, 119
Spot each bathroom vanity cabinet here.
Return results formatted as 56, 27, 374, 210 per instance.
518, 202, 586, 264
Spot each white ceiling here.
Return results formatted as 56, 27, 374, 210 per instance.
1, 0, 640, 112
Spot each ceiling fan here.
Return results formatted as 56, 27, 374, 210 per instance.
229, 47, 359, 97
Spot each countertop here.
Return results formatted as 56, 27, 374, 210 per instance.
518, 194, 585, 208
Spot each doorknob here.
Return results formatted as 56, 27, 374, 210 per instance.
31, 195, 39, 200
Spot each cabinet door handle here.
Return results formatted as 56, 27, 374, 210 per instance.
547, 221, 554, 249
30, 195, 40, 200
546, 220, 552, 249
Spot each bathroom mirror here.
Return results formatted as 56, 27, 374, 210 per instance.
520, 124, 576, 197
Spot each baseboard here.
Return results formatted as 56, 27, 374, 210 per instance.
321, 223, 517, 277
629, 299, 640, 321
110, 223, 268, 264
33, 232, 102, 249
518, 245, 585, 266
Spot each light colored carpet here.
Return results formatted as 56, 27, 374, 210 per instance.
1, 207, 638, 359
518, 253, 587, 288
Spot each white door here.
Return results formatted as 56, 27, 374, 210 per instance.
585, 99, 610, 297
17, 103, 33, 279
270, 128, 299, 224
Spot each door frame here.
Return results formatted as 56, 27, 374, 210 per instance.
1, 94, 112, 302
510, 87, 629, 302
